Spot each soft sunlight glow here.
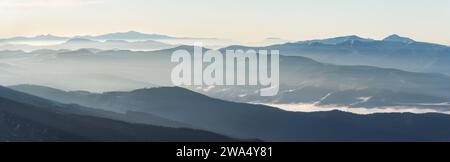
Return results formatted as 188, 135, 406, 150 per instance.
0, 0, 449, 45
0, 0, 103, 8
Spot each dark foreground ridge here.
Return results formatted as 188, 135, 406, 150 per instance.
9, 85, 450, 142
0, 86, 235, 142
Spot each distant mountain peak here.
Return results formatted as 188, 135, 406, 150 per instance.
343, 35, 361, 39
299, 35, 374, 45
93, 31, 173, 40
0, 34, 69, 42
125, 30, 142, 34
330, 35, 370, 41
110, 30, 145, 35
383, 34, 415, 43
265, 37, 283, 40
65, 38, 96, 43
35, 34, 56, 37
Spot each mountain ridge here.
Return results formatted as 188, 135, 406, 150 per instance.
383, 34, 415, 43
10, 84, 450, 142
0, 85, 236, 142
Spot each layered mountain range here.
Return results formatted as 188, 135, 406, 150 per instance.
0, 31, 231, 51
1, 33, 450, 141
7, 84, 450, 142
1, 42, 450, 111
228, 34, 450, 75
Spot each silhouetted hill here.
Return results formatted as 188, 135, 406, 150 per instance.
12, 85, 450, 142
0, 86, 234, 142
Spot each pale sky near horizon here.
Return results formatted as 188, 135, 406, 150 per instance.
0, 0, 449, 45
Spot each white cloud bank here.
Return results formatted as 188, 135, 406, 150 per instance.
263, 103, 450, 115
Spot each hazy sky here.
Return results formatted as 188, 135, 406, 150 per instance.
1, 0, 449, 44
